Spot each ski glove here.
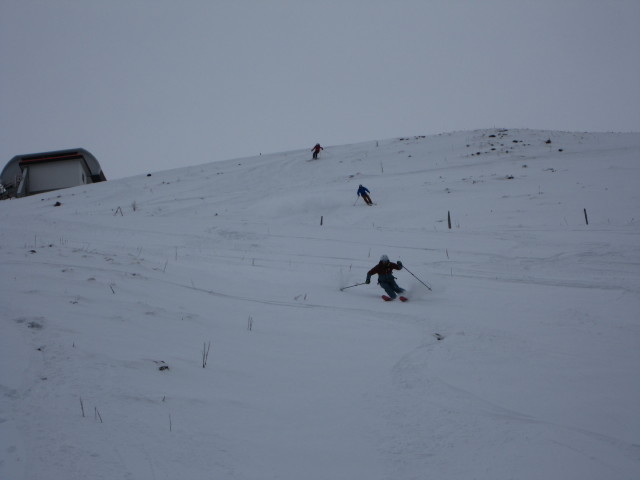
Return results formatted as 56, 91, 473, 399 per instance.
365, 277, 371, 284
397, 261, 403, 268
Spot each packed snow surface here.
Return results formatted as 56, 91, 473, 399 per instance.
1, 129, 639, 479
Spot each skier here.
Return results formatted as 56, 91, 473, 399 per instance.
365, 255, 407, 301
357, 184, 373, 205
311, 143, 323, 159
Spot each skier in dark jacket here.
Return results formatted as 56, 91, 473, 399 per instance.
357, 184, 373, 205
366, 255, 406, 300
311, 143, 323, 159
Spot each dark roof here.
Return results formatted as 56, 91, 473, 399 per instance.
1, 148, 106, 193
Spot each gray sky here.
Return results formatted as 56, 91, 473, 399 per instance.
2, 0, 639, 179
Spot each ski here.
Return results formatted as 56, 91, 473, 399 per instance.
382, 295, 408, 302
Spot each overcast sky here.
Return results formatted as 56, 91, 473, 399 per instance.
2, 0, 639, 179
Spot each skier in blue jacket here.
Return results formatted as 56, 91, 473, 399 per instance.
357, 185, 373, 205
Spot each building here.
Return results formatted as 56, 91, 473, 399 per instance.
0, 148, 106, 198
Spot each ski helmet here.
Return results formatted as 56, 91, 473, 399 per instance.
380, 254, 389, 263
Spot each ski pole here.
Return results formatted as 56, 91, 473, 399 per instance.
340, 282, 366, 291
402, 265, 432, 291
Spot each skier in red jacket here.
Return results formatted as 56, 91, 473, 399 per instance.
311, 143, 323, 159
366, 255, 406, 301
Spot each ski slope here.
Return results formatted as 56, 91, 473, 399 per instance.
1, 129, 639, 479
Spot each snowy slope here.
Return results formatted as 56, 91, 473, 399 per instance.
1, 129, 639, 480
